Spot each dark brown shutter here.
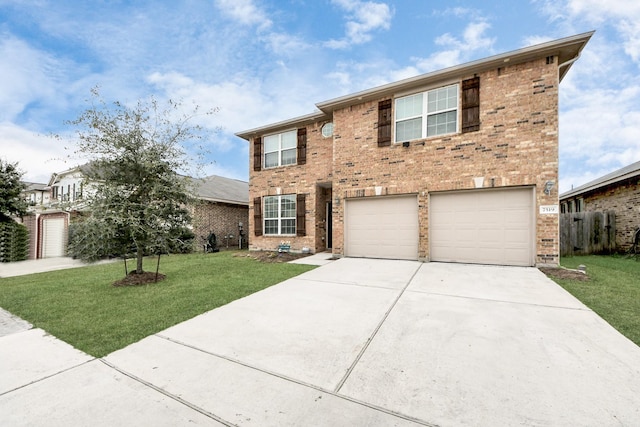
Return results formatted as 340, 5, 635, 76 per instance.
377, 99, 392, 146
253, 196, 263, 236
297, 128, 307, 165
296, 193, 306, 236
253, 137, 262, 171
462, 77, 480, 133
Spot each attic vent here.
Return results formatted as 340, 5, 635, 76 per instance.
546, 55, 554, 64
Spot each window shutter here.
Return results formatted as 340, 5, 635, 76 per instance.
462, 77, 480, 133
253, 196, 263, 236
296, 193, 306, 236
253, 137, 262, 171
297, 128, 307, 165
377, 99, 392, 146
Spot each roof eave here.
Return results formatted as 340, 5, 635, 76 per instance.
196, 196, 249, 206
235, 110, 330, 141
560, 169, 640, 199
316, 31, 594, 113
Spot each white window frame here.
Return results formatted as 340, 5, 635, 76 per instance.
263, 195, 296, 235
394, 83, 459, 143
263, 129, 297, 169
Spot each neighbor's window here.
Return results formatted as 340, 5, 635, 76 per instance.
263, 130, 297, 168
264, 195, 296, 235
395, 84, 459, 142
576, 198, 584, 213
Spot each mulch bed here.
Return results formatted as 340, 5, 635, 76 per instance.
233, 251, 312, 263
539, 267, 589, 282
113, 271, 166, 286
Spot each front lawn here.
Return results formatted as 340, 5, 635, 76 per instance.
0, 251, 315, 357
551, 255, 640, 347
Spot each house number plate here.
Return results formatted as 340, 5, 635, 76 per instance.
540, 205, 559, 214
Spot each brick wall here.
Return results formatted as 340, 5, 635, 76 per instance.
330, 57, 559, 265
191, 201, 249, 251
19, 214, 38, 260
249, 121, 333, 253
581, 179, 640, 251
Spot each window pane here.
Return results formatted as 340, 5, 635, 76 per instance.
281, 148, 296, 165
264, 219, 278, 235
427, 111, 457, 136
264, 197, 279, 218
281, 219, 296, 234
427, 85, 457, 113
281, 130, 297, 149
395, 93, 422, 120
281, 195, 296, 217
264, 134, 279, 152
264, 152, 279, 168
396, 118, 422, 142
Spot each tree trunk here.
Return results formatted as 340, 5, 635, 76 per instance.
136, 250, 144, 273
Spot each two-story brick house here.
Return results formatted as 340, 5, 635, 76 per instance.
237, 32, 593, 267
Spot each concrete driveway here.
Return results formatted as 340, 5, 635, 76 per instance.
1, 258, 639, 426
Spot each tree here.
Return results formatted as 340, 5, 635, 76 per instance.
65, 89, 211, 277
0, 159, 27, 222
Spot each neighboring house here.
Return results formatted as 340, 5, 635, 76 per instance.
19, 165, 94, 260
237, 32, 593, 267
560, 160, 640, 252
19, 182, 52, 260
21, 165, 249, 259
188, 175, 249, 250
23, 182, 51, 207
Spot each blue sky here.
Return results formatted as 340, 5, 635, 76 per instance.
1, 0, 639, 193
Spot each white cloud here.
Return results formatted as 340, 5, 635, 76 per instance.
262, 32, 311, 56
0, 122, 76, 183
325, 0, 393, 49
533, 0, 640, 190
403, 19, 495, 74
0, 35, 59, 122
213, 0, 272, 29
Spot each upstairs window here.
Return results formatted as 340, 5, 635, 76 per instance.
264, 130, 297, 168
395, 84, 459, 142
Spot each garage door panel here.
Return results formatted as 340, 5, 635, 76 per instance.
42, 218, 65, 258
430, 188, 533, 266
346, 196, 419, 260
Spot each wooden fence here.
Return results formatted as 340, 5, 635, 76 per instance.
560, 211, 616, 256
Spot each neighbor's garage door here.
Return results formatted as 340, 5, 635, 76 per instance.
345, 195, 419, 260
42, 217, 66, 258
430, 188, 534, 266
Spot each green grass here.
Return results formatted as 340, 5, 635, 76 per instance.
553, 255, 640, 347
0, 251, 315, 357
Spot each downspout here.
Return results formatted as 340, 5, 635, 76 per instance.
558, 53, 581, 72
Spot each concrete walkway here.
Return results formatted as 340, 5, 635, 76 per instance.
0, 257, 115, 278
1, 258, 639, 426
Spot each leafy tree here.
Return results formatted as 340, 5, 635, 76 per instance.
0, 159, 27, 222
65, 89, 211, 276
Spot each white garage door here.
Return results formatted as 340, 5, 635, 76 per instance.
42, 218, 66, 258
430, 188, 534, 266
345, 196, 419, 260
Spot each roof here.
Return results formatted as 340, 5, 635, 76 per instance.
236, 31, 594, 140
47, 163, 96, 186
560, 160, 640, 199
23, 182, 48, 191
189, 175, 249, 205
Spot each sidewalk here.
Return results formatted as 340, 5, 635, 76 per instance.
0, 257, 114, 278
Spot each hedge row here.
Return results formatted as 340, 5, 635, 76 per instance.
0, 221, 28, 262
